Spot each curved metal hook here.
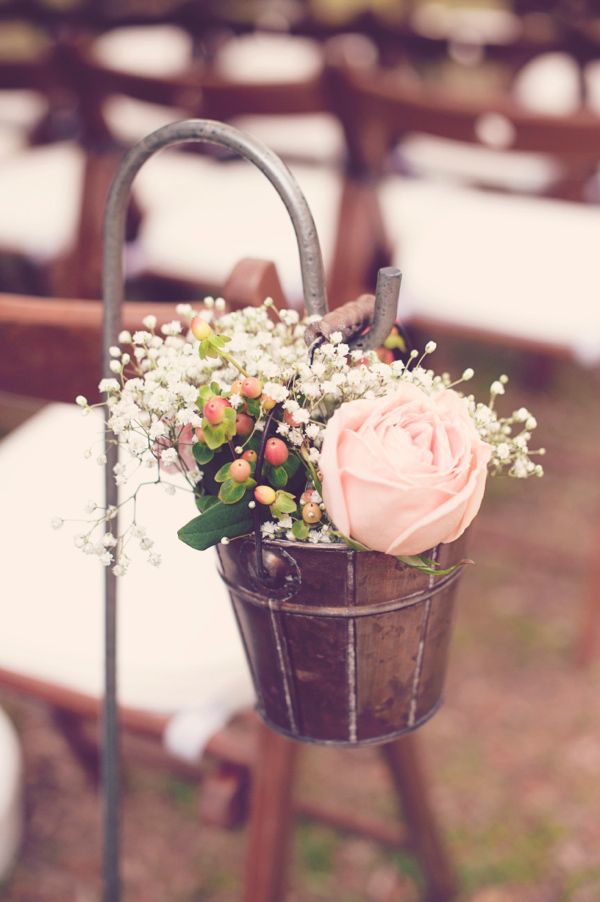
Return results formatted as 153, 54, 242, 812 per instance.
102, 118, 328, 364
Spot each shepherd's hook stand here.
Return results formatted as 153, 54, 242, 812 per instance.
101, 118, 399, 899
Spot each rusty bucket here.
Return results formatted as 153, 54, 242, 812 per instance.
217, 533, 467, 746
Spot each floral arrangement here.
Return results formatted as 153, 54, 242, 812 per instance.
63, 298, 544, 576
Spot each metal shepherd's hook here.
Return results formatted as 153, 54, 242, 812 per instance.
101, 118, 400, 900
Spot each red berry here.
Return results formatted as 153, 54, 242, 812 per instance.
241, 377, 263, 399
377, 348, 394, 365
300, 489, 314, 505
235, 413, 253, 437
230, 459, 251, 483
242, 449, 257, 464
203, 396, 231, 425
264, 438, 289, 466
190, 315, 212, 341
254, 485, 276, 506
284, 410, 299, 427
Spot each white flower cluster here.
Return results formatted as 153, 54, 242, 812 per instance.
67, 298, 543, 569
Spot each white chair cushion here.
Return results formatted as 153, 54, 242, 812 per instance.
230, 113, 345, 165
513, 53, 582, 115
92, 25, 193, 77
0, 709, 22, 882
0, 405, 254, 718
0, 125, 25, 162
0, 89, 47, 130
102, 95, 187, 146
412, 5, 520, 44
0, 142, 83, 259
380, 176, 600, 363
215, 33, 322, 83
396, 134, 560, 194
134, 153, 342, 304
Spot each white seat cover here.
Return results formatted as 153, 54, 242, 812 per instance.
0, 89, 47, 130
397, 133, 560, 194
103, 95, 188, 146
135, 153, 342, 304
0, 405, 254, 717
380, 176, 600, 363
92, 25, 193, 77
513, 53, 582, 115
0, 142, 83, 259
0, 709, 22, 882
230, 113, 345, 165
215, 33, 322, 83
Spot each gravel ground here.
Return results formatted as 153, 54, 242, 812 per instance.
2, 348, 600, 901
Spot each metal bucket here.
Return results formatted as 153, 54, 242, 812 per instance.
217, 533, 467, 746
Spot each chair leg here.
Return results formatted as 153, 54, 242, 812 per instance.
243, 722, 299, 902
575, 519, 600, 667
51, 706, 100, 786
380, 734, 457, 902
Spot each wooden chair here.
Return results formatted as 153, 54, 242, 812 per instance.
325, 50, 600, 667
324, 47, 600, 356
0, 258, 457, 899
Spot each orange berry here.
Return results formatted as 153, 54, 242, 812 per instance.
235, 413, 254, 437
195, 427, 206, 443
241, 377, 263, 399
254, 485, 276, 506
264, 438, 289, 466
230, 459, 251, 483
230, 379, 243, 395
261, 395, 276, 411
203, 397, 231, 425
242, 449, 257, 464
190, 316, 212, 341
302, 502, 322, 525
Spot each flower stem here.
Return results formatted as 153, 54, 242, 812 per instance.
218, 350, 249, 377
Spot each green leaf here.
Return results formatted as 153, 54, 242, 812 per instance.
222, 406, 237, 441
210, 382, 221, 395
214, 462, 232, 483
292, 519, 310, 540
193, 442, 214, 465
283, 452, 301, 478
202, 420, 226, 450
246, 398, 261, 418
271, 490, 297, 517
195, 493, 219, 513
197, 385, 215, 407
268, 464, 288, 488
178, 499, 253, 551
396, 555, 470, 577
337, 531, 370, 553
218, 479, 246, 504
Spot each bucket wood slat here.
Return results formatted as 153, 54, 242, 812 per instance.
217, 533, 467, 746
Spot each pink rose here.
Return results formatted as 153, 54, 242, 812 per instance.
320, 382, 491, 556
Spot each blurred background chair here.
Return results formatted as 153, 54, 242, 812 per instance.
0, 707, 22, 886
